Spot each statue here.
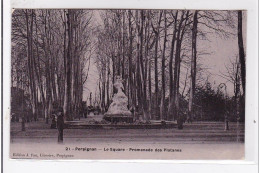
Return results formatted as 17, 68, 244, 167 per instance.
103, 76, 133, 123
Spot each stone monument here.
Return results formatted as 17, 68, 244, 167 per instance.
103, 76, 133, 123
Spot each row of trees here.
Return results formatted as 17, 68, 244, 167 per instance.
190, 81, 245, 122
11, 9, 93, 122
11, 9, 246, 126
94, 9, 246, 125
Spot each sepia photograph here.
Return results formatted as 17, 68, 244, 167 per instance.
9, 9, 247, 160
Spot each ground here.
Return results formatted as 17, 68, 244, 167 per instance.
9, 114, 245, 160
10, 114, 244, 143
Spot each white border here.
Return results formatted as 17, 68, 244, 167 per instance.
2, 0, 259, 172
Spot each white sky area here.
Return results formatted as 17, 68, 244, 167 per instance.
83, 10, 247, 101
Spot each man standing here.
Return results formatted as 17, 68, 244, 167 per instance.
57, 108, 64, 143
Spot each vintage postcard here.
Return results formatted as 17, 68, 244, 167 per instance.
9, 9, 247, 160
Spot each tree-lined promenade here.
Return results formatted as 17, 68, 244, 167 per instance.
11, 9, 246, 129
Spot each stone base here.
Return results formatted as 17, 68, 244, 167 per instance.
103, 114, 133, 123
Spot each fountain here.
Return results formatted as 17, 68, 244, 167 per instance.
103, 76, 133, 123
65, 76, 175, 129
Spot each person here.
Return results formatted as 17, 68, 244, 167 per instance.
50, 110, 57, 129
56, 108, 64, 143
25, 106, 30, 122
11, 113, 15, 122
224, 111, 229, 131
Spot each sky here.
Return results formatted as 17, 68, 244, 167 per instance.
82, 10, 247, 102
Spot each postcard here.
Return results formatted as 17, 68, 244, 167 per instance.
9, 9, 248, 160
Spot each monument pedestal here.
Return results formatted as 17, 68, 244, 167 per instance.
103, 114, 133, 123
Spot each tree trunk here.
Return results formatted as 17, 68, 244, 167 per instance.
167, 11, 178, 121
234, 61, 241, 121
106, 59, 110, 108
172, 12, 185, 121
154, 11, 162, 120
64, 10, 73, 121
160, 11, 167, 120
188, 10, 198, 123
25, 9, 37, 122
127, 10, 133, 109
237, 10, 246, 96
148, 59, 152, 120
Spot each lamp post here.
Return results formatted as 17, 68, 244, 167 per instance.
218, 83, 228, 131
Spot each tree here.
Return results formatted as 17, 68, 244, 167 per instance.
159, 11, 168, 120
237, 10, 246, 97
220, 56, 242, 121
12, 9, 93, 122
151, 11, 163, 120
63, 9, 73, 121
167, 10, 178, 121
188, 10, 198, 123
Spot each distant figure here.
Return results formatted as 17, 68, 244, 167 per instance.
15, 113, 19, 122
224, 111, 229, 131
186, 112, 192, 124
11, 113, 15, 122
161, 120, 166, 127
84, 108, 88, 118
56, 108, 64, 143
130, 106, 135, 115
50, 111, 57, 129
25, 106, 31, 123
